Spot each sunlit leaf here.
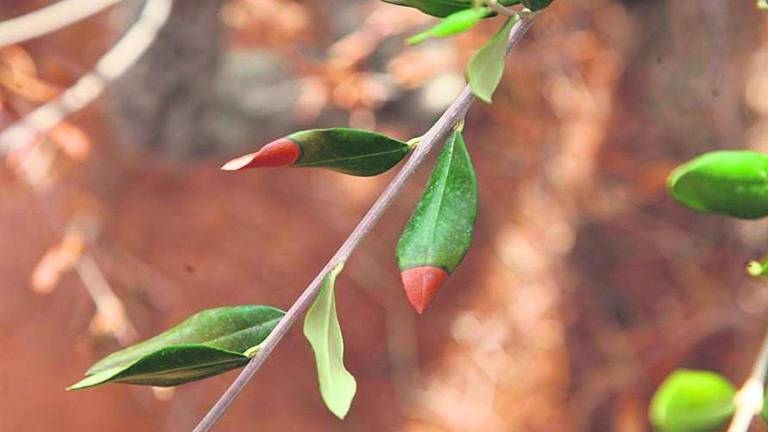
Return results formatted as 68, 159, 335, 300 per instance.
407, 7, 491, 45
667, 150, 768, 219
649, 369, 736, 432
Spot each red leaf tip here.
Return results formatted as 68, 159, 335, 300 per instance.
400, 266, 449, 314
221, 138, 301, 171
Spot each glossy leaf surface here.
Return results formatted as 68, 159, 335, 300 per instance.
467, 16, 516, 103
303, 262, 357, 419
649, 369, 735, 432
70, 305, 284, 389
289, 128, 410, 176
222, 128, 410, 177
667, 150, 768, 219
407, 7, 491, 45
396, 131, 477, 312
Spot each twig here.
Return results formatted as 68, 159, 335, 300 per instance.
75, 254, 140, 345
191, 14, 537, 432
727, 326, 768, 432
0, 0, 173, 156
487, 0, 517, 17
0, 0, 124, 47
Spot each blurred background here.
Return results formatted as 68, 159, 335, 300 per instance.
1, 0, 768, 430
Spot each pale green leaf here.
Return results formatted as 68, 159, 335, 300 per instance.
303, 262, 357, 419
467, 16, 517, 103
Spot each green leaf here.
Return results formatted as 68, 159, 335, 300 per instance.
467, 16, 517, 103
649, 369, 736, 432
407, 7, 491, 45
222, 128, 411, 176
667, 150, 768, 219
396, 131, 478, 312
291, 128, 411, 176
303, 262, 357, 419
521, 0, 553, 10
381, 0, 521, 18
759, 0, 768, 11
69, 305, 284, 389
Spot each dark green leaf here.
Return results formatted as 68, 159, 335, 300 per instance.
667, 150, 768, 219
522, 0, 553, 10
304, 262, 357, 419
290, 128, 411, 176
381, 0, 520, 17
69, 345, 250, 389
69, 305, 284, 389
467, 16, 516, 103
649, 369, 736, 432
407, 7, 491, 45
396, 131, 477, 312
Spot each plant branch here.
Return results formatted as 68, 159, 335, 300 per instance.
727, 325, 768, 432
0, 0, 125, 47
191, 13, 537, 432
0, 0, 173, 156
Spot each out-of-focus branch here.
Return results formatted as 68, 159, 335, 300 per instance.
191, 13, 538, 432
727, 326, 768, 432
0, 0, 124, 47
76, 254, 140, 345
0, 0, 173, 156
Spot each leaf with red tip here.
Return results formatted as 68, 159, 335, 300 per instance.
400, 266, 449, 313
396, 131, 477, 313
222, 128, 411, 177
221, 138, 300, 170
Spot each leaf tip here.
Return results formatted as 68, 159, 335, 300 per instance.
221, 138, 301, 171
221, 152, 255, 171
406, 33, 428, 45
400, 266, 449, 313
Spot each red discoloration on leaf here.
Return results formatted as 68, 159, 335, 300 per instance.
400, 266, 449, 314
221, 138, 301, 171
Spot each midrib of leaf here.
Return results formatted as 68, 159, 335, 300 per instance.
120, 354, 246, 379
424, 135, 458, 265
297, 148, 407, 167
70, 347, 246, 389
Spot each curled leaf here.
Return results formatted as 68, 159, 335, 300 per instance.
222, 128, 411, 177
303, 262, 357, 419
396, 131, 477, 313
667, 150, 768, 219
69, 305, 284, 389
649, 369, 735, 432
